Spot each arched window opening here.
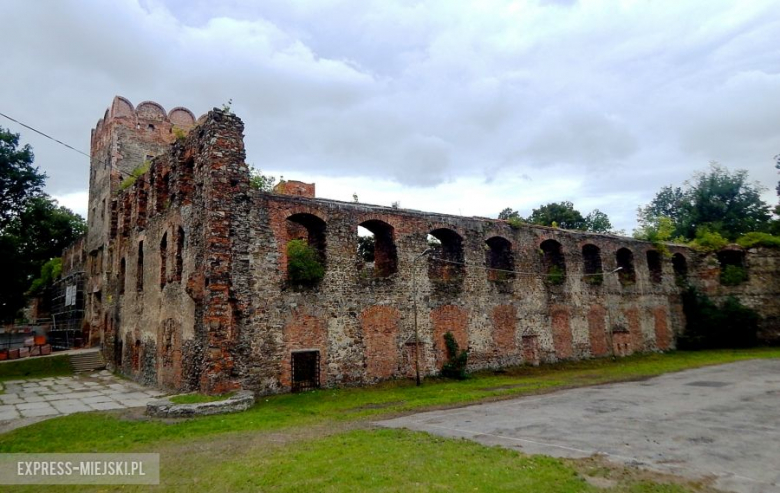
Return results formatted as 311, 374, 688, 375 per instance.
175, 226, 185, 281
160, 232, 168, 288
718, 249, 747, 286
582, 244, 603, 285
157, 173, 170, 213
616, 248, 636, 286
357, 220, 397, 278
428, 228, 465, 282
286, 213, 327, 285
132, 340, 141, 372
119, 257, 126, 295
540, 239, 566, 285
136, 240, 144, 292
646, 250, 662, 284
672, 253, 688, 286
485, 237, 514, 282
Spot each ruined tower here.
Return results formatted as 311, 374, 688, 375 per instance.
84, 97, 196, 346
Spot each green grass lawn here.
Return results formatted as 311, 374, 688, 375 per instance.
0, 354, 73, 384
0, 349, 775, 492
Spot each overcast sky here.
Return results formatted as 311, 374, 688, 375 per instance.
2, 0, 779, 232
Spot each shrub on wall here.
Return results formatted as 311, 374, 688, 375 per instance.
287, 239, 324, 285
736, 232, 780, 249
720, 264, 748, 286
679, 288, 759, 349
440, 332, 468, 380
546, 265, 565, 285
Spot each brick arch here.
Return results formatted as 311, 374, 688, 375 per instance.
168, 107, 196, 127
136, 101, 167, 121
360, 306, 401, 379
431, 305, 468, 369
110, 96, 135, 118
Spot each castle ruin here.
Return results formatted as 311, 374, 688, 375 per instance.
63, 96, 780, 395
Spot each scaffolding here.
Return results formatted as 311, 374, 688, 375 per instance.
49, 271, 86, 350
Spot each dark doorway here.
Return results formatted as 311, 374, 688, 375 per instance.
291, 350, 320, 392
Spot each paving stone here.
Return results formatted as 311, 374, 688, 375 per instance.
70, 391, 103, 399
17, 401, 56, 411
121, 392, 152, 401
0, 409, 20, 420
51, 401, 92, 413
88, 401, 124, 411
0, 404, 15, 413
84, 382, 101, 387
43, 394, 75, 402
0, 394, 23, 405
3, 380, 25, 385
82, 396, 115, 404
19, 406, 59, 418
24, 396, 47, 403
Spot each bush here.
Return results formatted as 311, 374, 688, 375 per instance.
690, 229, 728, 252
287, 239, 325, 285
720, 264, 747, 286
679, 288, 759, 349
736, 232, 780, 249
583, 273, 603, 286
546, 265, 565, 285
440, 332, 468, 380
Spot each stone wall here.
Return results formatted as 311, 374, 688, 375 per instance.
235, 192, 693, 394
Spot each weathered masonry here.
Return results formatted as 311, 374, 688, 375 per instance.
72, 96, 780, 395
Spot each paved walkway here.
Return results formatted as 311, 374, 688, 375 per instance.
0, 371, 165, 427
379, 359, 780, 493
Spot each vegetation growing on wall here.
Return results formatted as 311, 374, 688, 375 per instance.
249, 167, 277, 192
679, 288, 760, 349
736, 232, 780, 249
440, 332, 468, 380
287, 239, 325, 285
119, 161, 150, 190
720, 264, 748, 286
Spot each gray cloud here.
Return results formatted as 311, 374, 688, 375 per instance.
1, 0, 778, 232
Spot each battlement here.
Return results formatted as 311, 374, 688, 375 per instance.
90, 96, 201, 156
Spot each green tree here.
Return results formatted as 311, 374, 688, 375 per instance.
0, 126, 45, 229
637, 163, 772, 241
584, 209, 613, 233
249, 167, 277, 192
0, 128, 86, 321
498, 208, 520, 220
526, 202, 587, 230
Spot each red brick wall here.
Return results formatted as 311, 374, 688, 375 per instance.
361, 306, 401, 379
587, 305, 609, 357
522, 335, 539, 365
281, 309, 327, 388
551, 306, 572, 359
491, 305, 516, 355
431, 305, 468, 369
653, 306, 670, 350
625, 306, 643, 352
